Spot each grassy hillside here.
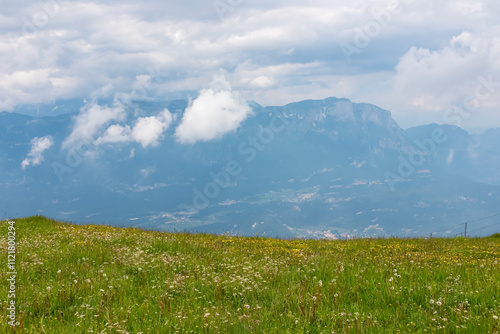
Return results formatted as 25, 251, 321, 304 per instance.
0, 216, 499, 333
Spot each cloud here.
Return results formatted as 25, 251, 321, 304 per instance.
62, 102, 126, 149
21, 136, 54, 169
386, 29, 500, 128
131, 109, 173, 147
175, 75, 252, 144
95, 124, 131, 144
96, 109, 173, 147
1, 0, 500, 129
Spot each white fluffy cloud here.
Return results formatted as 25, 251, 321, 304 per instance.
385, 29, 500, 128
132, 109, 173, 147
175, 75, 252, 144
21, 136, 54, 169
96, 124, 132, 144
62, 103, 126, 149
96, 109, 173, 147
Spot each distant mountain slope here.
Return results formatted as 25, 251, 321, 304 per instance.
407, 124, 500, 185
1, 97, 499, 237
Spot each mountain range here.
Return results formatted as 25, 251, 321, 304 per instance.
1, 97, 499, 238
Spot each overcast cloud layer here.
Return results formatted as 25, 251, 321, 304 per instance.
2, 0, 500, 130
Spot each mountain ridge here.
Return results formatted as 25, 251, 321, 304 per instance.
1, 97, 499, 238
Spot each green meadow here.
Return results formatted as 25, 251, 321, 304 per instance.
1, 216, 499, 333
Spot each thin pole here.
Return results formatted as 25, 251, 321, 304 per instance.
464, 223, 467, 238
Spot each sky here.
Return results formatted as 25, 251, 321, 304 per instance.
1, 0, 500, 132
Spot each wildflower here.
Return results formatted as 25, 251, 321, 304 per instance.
102, 273, 107, 277
57, 269, 61, 274
430, 299, 435, 304
493, 315, 498, 320
73, 280, 77, 284
46, 286, 52, 291
436, 301, 442, 306
244, 304, 250, 309
318, 280, 323, 287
